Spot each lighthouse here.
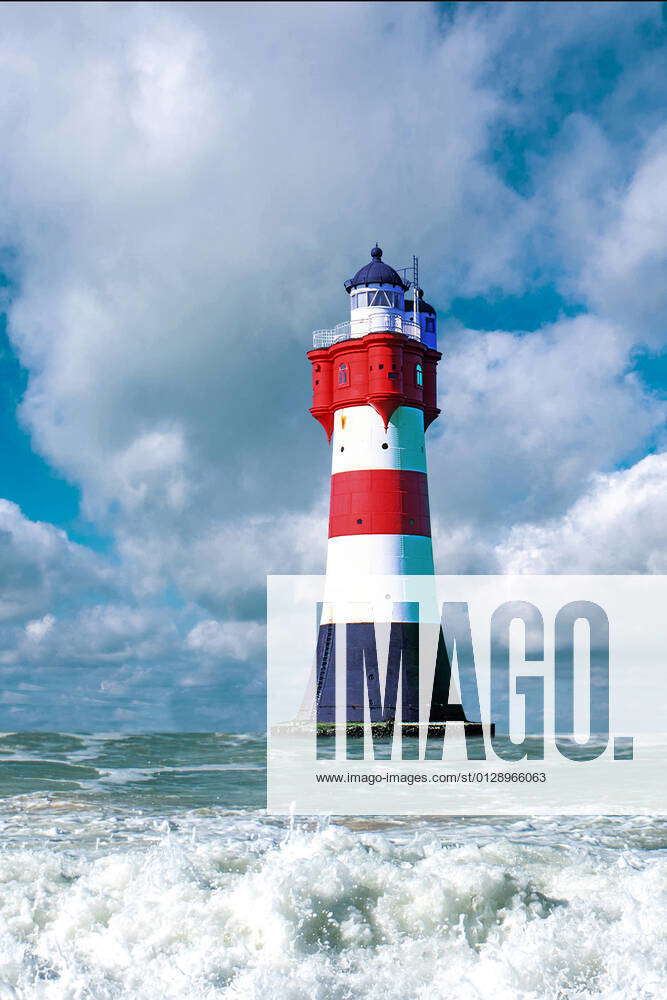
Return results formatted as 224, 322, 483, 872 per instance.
308, 246, 466, 732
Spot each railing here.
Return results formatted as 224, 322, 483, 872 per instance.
312, 312, 422, 348
312, 321, 351, 348
402, 320, 421, 340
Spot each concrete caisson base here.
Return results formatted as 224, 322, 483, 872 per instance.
315, 721, 494, 738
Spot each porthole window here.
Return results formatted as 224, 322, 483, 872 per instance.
338, 363, 348, 386
340, 446, 344, 452
415, 363, 423, 387
356, 518, 363, 525
381, 443, 389, 450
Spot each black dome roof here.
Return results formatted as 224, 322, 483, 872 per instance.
344, 246, 409, 293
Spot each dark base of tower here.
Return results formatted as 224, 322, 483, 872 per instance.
315, 721, 494, 738
314, 621, 492, 731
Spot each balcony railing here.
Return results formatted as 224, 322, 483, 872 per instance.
312, 313, 422, 348
312, 321, 351, 348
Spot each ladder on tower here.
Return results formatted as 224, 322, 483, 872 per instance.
296, 622, 335, 723
315, 623, 335, 708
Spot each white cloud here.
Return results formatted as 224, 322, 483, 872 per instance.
2, 4, 662, 554
432, 450, 667, 576
0, 3, 666, 727
580, 127, 667, 347
429, 314, 665, 529
25, 613, 55, 641
497, 451, 667, 574
186, 619, 265, 662
0, 499, 112, 623
104, 428, 189, 514
0, 3, 527, 529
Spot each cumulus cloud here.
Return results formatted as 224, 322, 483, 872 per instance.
0, 2, 665, 727
0, 499, 112, 623
186, 619, 265, 661
3, 1, 527, 529
0, 597, 267, 730
497, 451, 667, 573
2, 3, 662, 547
580, 128, 667, 347
430, 314, 665, 529
433, 450, 667, 576
24, 613, 55, 641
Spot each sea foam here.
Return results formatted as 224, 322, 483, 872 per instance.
0, 815, 666, 999
0, 734, 664, 999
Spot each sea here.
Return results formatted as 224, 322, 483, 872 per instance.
0, 731, 665, 999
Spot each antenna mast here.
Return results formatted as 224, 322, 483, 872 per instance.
412, 255, 419, 328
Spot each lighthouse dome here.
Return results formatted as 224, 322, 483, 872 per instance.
344, 246, 409, 293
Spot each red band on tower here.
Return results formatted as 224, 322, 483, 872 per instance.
328, 469, 431, 538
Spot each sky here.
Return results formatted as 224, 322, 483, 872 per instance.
0, 0, 666, 732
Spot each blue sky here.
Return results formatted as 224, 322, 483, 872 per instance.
0, 1, 666, 731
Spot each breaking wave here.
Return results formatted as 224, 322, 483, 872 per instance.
0, 733, 664, 998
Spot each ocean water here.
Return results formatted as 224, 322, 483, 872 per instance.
0, 733, 665, 999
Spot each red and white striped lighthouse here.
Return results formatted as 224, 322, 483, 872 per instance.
308, 246, 464, 728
